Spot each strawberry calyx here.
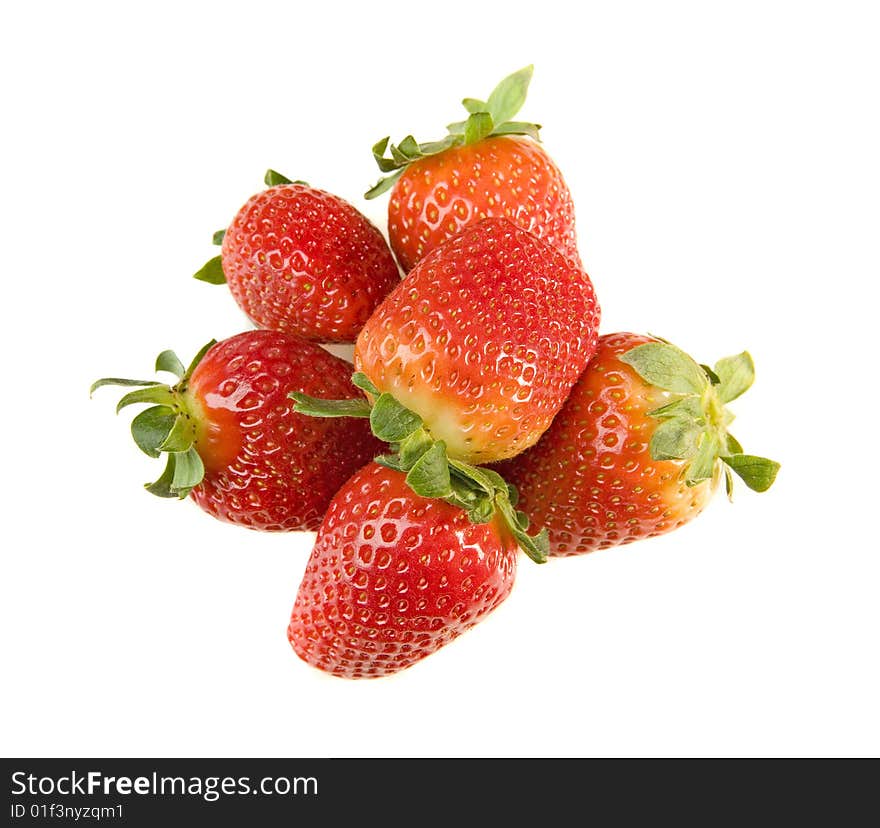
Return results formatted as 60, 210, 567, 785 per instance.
619, 340, 780, 498
90, 341, 216, 499
290, 373, 549, 563
365, 65, 542, 199
194, 170, 308, 286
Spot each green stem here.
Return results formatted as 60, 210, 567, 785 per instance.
289, 392, 371, 419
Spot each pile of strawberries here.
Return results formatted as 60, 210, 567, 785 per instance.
93, 68, 778, 679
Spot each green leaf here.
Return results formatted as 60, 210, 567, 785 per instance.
496, 496, 548, 564
516, 510, 530, 530
447, 458, 496, 497
485, 65, 533, 126
462, 97, 488, 114
489, 121, 542, 140
144, 454, 178, 498
370, 394, 423, 442
212, 229, 225, 245
193, 255, 226, 285
416, 135, 460, 155
466, 499, 495, 524
371, 137, 401, 173
715, 352, 755, 403
686, 433, 720, 485
351, 372, 380, 397
374, 454, 407, 473
264, 169, 293, 186
183, 340, 216, 380
478, 467, 515, 498
367, 130, 459, 197
464, 111, 494, 145
725, 432, 744, 455
116, 385, 176, 414
406, 441, 452, 499
448, 476, 480, 508
90, 377, 160, 397
701, 364, 721, 385
398, 428, 433, 467
131, 406, 176, 458
390, 142, 411, 166
170, 446, 205, 498
397, 135, 422, 159
289, 392, 371, 419
365, 170, 403, 200
446, 120, 468, 136
648, 397, 703, 420
722, 454, 780, 493
620, 342, 708, 395
158, 414, 195, 453
649, 418, 702, 461
155, 350, 185, 378
724, 466, 735, 501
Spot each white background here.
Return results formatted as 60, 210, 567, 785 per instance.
2, 1, 878, 758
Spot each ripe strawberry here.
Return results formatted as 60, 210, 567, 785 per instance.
195, 171, 399, 343
498, 333, 780, 556
288, 461, 519, 678
353, 217, 600, 465
91, 330, 383, 531
366, 66, 580, 272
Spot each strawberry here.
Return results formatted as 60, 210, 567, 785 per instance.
365, 66, 579, 272
352, 217, 599, 465
497, 333, 780, 556
288, 461, 519, 678
195, 171, 399, 343
91, 330, 383, 532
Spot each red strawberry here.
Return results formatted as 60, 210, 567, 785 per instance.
91, 330, 384, 531
195, 171, 399, 343
498, 333, 780, 556
366, 66, 579, 272
288, 461, 519, 678
353, 217, 600, 465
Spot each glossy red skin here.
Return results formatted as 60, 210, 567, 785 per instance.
186, 331, 383, 532
288, 462, 518, 678
497, 333, 712, 556
221, 184, 400, 343
354, 218, 600, 464
388, 135, 579, 272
